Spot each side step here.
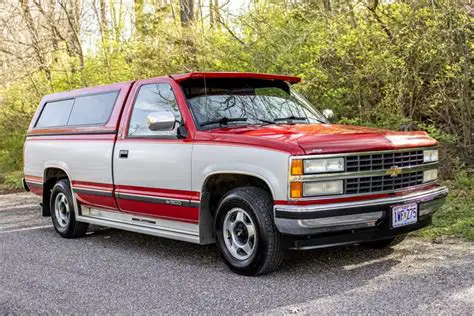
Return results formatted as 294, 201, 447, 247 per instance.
77, 206, 200, 244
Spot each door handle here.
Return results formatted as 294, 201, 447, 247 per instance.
119, 150, 129, 159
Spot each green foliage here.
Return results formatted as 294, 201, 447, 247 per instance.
1, 2, 471, 167
416, 171, 474, 241
3, 171, 24, 191
0, 0, 471, 241
0, 80, 43, 173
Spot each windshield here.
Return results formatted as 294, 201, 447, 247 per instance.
180, 78, 326, 130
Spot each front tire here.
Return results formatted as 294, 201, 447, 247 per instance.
50, 179, 88, 238
214, 187, 284, 276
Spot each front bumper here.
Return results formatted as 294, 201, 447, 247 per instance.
274, 186, 448, 249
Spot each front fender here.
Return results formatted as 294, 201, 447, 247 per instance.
192, 144, 290, 201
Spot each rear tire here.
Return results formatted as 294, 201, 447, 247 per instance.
214, 187, 284, 276
50, 179, 88, 238
362, 235, 407, 249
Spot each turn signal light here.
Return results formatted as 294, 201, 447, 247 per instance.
291, 159, 303, 176
290, 182, 303, 198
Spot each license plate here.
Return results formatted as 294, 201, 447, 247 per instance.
392, 203, 418, 228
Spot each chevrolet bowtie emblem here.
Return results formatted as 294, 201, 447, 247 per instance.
386, 165, 402, 177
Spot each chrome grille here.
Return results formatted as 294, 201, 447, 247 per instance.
346, 150, 424, 172
345, 171, 424, 194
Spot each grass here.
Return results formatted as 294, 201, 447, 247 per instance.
0, 170, 23, 194
1, 169, 473, 241
415, 171, 474, 242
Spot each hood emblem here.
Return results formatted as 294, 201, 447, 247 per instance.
386, 165, 402, 177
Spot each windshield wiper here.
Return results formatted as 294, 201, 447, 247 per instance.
257, 119, 276, 124
273, 115, 308, 122
200, 117, 248, 127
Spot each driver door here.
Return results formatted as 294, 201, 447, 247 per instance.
113, 78, 199, 223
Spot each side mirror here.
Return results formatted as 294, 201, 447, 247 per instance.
147, 111, 176, 131
322, 109, 334, 120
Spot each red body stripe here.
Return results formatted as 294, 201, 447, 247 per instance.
118, 199, 199, 223
26, 134, 116, 141
29, 186, 43, 196
25, 175, 43, 182
72, 180, 114, 190
75, 193, 118, 210
69, 181, 200, 222
115, 185, 200, 201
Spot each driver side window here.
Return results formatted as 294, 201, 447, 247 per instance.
128, 83, 182, 137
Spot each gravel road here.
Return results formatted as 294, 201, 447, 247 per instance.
1, 193, 473, 314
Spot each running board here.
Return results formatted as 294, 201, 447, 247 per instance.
77, 206, 200, 244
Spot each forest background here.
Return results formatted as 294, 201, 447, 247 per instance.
0, 0, 472, 239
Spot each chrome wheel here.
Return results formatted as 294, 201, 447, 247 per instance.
223, 208, 257, 260
54, 192, 70, 228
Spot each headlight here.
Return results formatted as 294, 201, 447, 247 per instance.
303, 180, 343, 196
423, 149, 438, 163
303, 158, 344, 174
423, 169, 438, 183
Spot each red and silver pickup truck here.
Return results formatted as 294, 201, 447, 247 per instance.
23, 72, 448, 275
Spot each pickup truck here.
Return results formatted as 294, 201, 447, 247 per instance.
23, 72, 448, 275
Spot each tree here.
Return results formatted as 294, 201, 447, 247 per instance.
180, 0, 194, 27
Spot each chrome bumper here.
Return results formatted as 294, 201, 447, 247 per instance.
274, 186, 448, 235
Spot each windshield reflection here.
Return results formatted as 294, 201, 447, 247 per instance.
181, 78, 326, 129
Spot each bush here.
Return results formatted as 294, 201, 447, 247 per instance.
416, 171, 474, 241
3, 171, 24, 191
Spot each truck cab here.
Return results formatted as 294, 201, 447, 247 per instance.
23, 72, 448, 275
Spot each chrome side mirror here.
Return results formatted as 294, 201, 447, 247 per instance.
322, 109, 334, 120
147, 111, 176, 131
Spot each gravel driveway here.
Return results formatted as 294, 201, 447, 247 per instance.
1, 193, 473, 314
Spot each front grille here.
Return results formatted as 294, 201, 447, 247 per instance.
345, 171, 423, 195
346, 150, 424, 172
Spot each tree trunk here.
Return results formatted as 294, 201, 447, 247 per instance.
323, 0, 331, 12
134, 0, 144, 38
19, 0, 53, 85
180, 0, 194, 27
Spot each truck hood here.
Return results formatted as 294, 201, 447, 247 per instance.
198, 124, 437, 155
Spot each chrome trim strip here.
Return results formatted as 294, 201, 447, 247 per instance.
276, 212, 382, 236
73, 187, 113, 197
298, 212, 383, 228
115, 192, 200, 208
276, 186, 448, 214
77, 206, 200, 244
291, 146, 437, 160
291, 162, 437, 182
25, 181, 43, 187
291, 182, 437, 202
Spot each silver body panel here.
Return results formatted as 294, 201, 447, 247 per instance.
113, 141, 193, 192
79, 206, 199, 243
24, 139, 114, 185
191, 144, 290, 200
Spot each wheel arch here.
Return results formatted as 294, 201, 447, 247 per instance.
197, 171, 275, 245
42, 166, 74, 217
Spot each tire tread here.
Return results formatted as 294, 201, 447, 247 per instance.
216, 187, 284, 275
51, 179, 88, 238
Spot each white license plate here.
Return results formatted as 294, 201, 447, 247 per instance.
392, 203, 418, 228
